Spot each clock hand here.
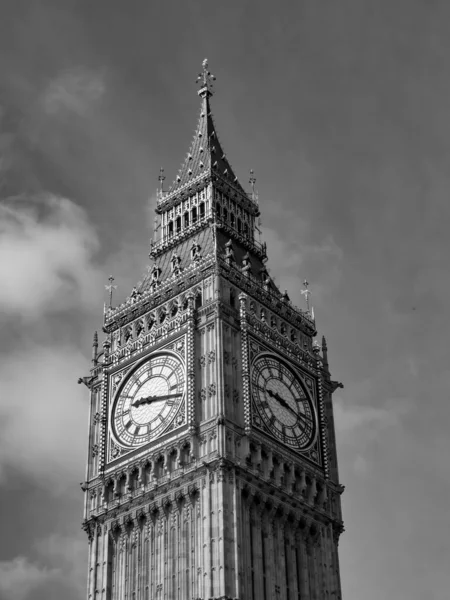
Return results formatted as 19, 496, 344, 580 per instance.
266, 389, 298, 418
132, 393, 182, 408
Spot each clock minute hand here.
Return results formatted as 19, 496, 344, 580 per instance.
132, 393, 182, 408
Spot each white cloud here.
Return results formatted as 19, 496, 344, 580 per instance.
0, 557, 60, 600
0, 195, 102, 319
42, 66, 105, 117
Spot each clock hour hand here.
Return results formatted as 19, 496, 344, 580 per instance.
132, 393, 182, 408
292, 400, 313, 423
266, 389, 298, 418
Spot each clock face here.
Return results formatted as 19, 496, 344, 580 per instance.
111, 353, 185, 448
251, 355, 316, 450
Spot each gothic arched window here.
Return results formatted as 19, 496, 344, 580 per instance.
168, 221, 174, 237
184, 212, 189, 228
230, 213, 235, 228
176, 216, 181, 233
199, 202, 205, 219
192, 206, 198, 223
216, 203, 222, 218
223, 207, 228, 222
237, 218, 242, 233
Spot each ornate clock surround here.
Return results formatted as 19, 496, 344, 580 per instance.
248, 335, 325, 468
106, 335, 188, 464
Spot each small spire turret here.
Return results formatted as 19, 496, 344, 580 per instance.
322, 335, 330, 374
92, 331, 98, 365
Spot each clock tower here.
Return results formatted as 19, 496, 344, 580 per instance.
81, 60, 345, 600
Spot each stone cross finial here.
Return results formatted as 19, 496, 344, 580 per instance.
196, 59, 216, 95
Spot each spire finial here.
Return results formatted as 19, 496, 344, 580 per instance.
249, 169, 258, 204
301, 279, 311, 312
105, 275, 117, 308
196, 59, 216, 97
158, 167, 165, 197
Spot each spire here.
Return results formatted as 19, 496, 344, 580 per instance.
164, 59, 247, 198
321, 335, 329, 374
92, 331, 98, 366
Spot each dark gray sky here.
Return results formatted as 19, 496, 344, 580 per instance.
0, 1, 449, 599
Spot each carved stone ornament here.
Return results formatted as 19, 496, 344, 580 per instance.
191, 241, 202, 262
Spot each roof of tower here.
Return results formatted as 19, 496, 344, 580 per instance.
158, 60, 248, 206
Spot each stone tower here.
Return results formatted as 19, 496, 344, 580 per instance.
81, 60, 345, 600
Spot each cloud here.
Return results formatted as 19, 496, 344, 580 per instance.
35, 534, 85, 596
0, 557, 60, 600
0, 194, 102, 319
41, 66, 105, 117
0, 534, 86, 600
333, 394, 411, 475
262, 219, 343, 307
0, 343, 90, 492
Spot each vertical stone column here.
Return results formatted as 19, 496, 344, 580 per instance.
307, 535, 319, 600
231, 475, 241, 599
203, 474, 212, 600
298, 530, 310, 600
117, 530, 125, 600
186, 292, 196, 441
265, 503, 278, 599
278, 514, 289, 600
241, 491, 253, 600
287, 520, 299, 600
252, 500, 264, 600
180, 500, 187, 600
238, 293, 251, 434
86, 524, 96, 600
217, 467, 226, 597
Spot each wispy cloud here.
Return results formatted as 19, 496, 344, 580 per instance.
41, 66, 105, 117
262, 218, 343, 309
0, 557, 60, 600
0, 533, 86, 600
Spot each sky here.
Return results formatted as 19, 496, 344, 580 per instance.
0, 0, 449, 598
